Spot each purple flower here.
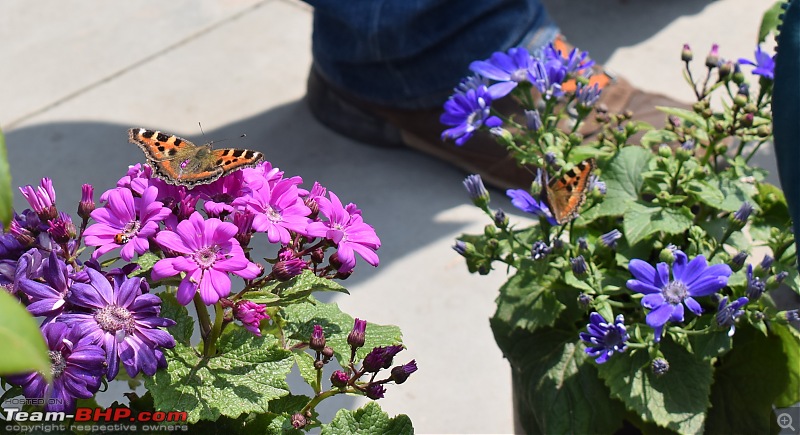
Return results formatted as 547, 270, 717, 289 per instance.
579, 312, 629, 364
390, 360, 417, 384
716, 296, 748, 336
84, 186, 171, 261
331, 370, 349, 388
575, 82, 602, 108
47, 212, 76, 244
194, 171, 246, 217
363, 345, 404, 372
19, 178, 57, 221
272, 257, 307, 281
310, 324, 326, 351
469, 47, 536, 99
440, 85, 502, 145
152, 212, 261, 305
78, 184, 95, 219
6, 322, 105, 413
738, 45, 775, 80
529, 58, 565, 100
626, 251, 732, 341
745, 264, 765, 301
60, 268, 176, 380
18, 251, 71, 320
543, 43, 595, 75
348, 318, 367, 349
233, 300, 269, 336
506, 189, 557, 225
233, 177, 311, 244
366, 383, 386, 400
599, 229, 622, 249
306, 192, 380, 273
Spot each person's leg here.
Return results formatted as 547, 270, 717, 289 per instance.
307, 0, 559, 109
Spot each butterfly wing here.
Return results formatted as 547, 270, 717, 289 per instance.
128, 128, 195, 162
544, 159, 595, 224
212, 148, 264, 177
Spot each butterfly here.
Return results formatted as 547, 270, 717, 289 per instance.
542, 159, 596, 225
128, 128, 264, 187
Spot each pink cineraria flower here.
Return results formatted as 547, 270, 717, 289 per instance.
241, 161, 284, 191
233, 300, 269, 336
306, 192, 380, 273
233, 177, 311, 244
152, 212, 261, 305
84, 186, 171, 261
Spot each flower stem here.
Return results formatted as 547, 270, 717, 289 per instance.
204, 302, 225, 357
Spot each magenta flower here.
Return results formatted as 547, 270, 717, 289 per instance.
60, 268, 176, 380
18, 251, 71, 320
19, 178, 57, 220
84, 186, 171, 261
306, 192, 380, 273
233, 177, 311, 244
233, 300, 269, 336
152, 212, 261, 305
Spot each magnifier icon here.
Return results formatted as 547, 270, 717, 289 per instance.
778, 413, 796, 432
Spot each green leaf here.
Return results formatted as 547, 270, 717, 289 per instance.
294, 352, 319, 392
243, 290, 281, 305
568, 145, 612, 162
685, 179, 725, 209
281, 297, 403, 364
706, 324, 799, 433
698, 218, 750, 252
322, 402, 413, 435
259, 270, 349, 304
687, 317, 732, 360
583, 146, 652, 221
491, 269, 565, 341
717, 176, 758, 213
597, 338, 712, 433
623, 201, 694, 245
145, 329, 294, 423
759, 1, 785, 42
0, 291, 51, 380
131, 251, 161, 276
0, 128, 10, 229
640, 129, 679, 149
158, 292, 194, 346
507, 328, 625, 434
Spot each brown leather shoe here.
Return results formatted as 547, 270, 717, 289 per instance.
306, 45, 690, 190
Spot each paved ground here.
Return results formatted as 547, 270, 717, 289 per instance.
0, 0, 776, 433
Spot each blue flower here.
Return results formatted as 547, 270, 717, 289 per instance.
505, 189, 557, 225
469, 47, 536, 99
626, 250, 732, 341
6, 323, 105, 413
529, 59, 565, 100
716, 296, 748, 336
745, 264, 765, 301
738, 45, 775, 80
543, 43, 595, 75
579, 312, 629, 364
576, 82, 602, 108
599, 229, 622, 249
440, 85, 502, 145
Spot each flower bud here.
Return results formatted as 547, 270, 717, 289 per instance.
272, 258, 307, 281
731, 201, 753, 226
651, 358, 670, 376
452, 240, 474, 257
681, 43, 693, 62
577, 293, 593, 310
571, 256, 588, 277
348, 318, 367, 350
494, 209, 508, 228
732, 63, 745, 85
757, 125, 771, 137
531, 241, 551, 261
599, 229, 622, 249
314, 360, 325, 370
524, 109, 543, 132
463, 174, 490, 208
331, 370, 349, 388
311, 247, 325, 264
365, 383, 386, 400
291, 413, 307, 429
78, 184, 95, 220
785, 309, 800, 323
322, 346, 334, 360
658, 144, 673, 158
731, 251, 748, 271
390, 360, 418, 384
705, 43, 720, 68
310, 324, 326, 351
718, 61, 733, 79
577, 237, 589, 251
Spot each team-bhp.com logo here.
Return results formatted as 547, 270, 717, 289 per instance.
3, 407, 188, 432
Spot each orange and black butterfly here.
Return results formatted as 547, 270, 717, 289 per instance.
542, 159, 596, 225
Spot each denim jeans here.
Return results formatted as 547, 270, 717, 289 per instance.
306, 0, 559, 109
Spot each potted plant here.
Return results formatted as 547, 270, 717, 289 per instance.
0, 128, 417, 433
449, 3, 799, 433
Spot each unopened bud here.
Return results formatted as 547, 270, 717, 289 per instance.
681, 43, 693, 62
